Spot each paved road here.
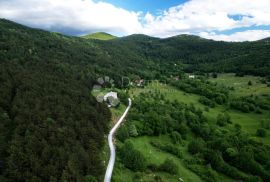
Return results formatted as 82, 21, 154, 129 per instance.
104, 98, 132, 182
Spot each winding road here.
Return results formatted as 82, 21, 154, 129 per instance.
104, 98, 132, 182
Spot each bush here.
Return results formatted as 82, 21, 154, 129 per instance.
150, 141, 183, 158
225, 148, 238, 158
212, 73, 218, 78
260, 119, 270, 129
120, 141, 147, 171
117, 125, 129, 142
85, 175, 98, 182
188, 138, 205, 155
256, 128, 267, 137
199, 97, 216, 107
216, 113, 231, 126
170, 131, 182, 144
129, 124, 138, 137
159, 158, 178, 174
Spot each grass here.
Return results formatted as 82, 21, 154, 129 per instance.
111, 76, 270, 181
208, 73, 270, 96
130, 81, 203, 107
82, 32, 117, 40
129, 80, 270, 145
131, 136, 202, 182
208, 73, 270, 144
112, 136, 203, 182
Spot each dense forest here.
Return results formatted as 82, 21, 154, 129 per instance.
97, 34, 270, 77
0, 19, 270, 181
0, 19, 113, 181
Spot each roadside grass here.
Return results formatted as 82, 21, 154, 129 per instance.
111, 104, 126, 124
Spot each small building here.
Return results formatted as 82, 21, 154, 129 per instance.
188, 75, 195, 79
134, 79, 144, 87
173, 76, 180, 81
104, 91, 119, 107
104, 91, 117, 101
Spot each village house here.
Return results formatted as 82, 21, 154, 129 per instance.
188, 75, 195, 79
104, 91, 119, 107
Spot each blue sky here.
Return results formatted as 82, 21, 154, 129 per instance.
100, 0, 187, 15
0, 0, 270, 41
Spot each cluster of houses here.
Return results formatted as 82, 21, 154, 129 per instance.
100, 74, 196, 107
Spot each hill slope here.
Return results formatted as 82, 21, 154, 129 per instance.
82, 32, 117, 40
0, 19, 113, 182
99, 34, 270, 76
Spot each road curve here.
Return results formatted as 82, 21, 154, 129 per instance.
104, 98, 132, 182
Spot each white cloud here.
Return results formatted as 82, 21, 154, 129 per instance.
0, 0, 143, 35
0, 0, 270, 41
199, 30, 270, 42
141, 0, 270, 37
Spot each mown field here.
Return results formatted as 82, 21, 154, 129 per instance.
111, 74, 270, 182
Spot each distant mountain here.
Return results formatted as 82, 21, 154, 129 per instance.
166, 34, 210, 42
82, 32, 117, 40
259, 37, 270, 41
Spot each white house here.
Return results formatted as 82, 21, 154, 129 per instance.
188, 75, 195, 79
104, 91, 118, 101
104, 91, 119, 107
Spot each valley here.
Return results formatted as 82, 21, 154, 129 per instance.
0, 19, 269, 182
108, 74, 270, 182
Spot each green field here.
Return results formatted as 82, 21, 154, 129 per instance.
82, 32, 117, 40
209, 73, 270, 96
112, 76, 270, 181
112, 136, 202, 182
129, 80, 270, 145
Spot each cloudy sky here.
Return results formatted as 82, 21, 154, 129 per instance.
0, 0, 270, 41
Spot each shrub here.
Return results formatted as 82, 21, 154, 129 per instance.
150, 141, 183, 158
159, 158, 178, 174
216, 113, 231, 127
256, 128, 267, 137
225, 148, 238, 158
120, 141, 147, 171
199, 97, 216, 108
170, 131, 182, 144
117, 125, 129, 142
85, 175, 98, 182
129, 124, 138, 137
188, 138, 205, 155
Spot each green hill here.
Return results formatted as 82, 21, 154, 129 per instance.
82, 32, 117, 40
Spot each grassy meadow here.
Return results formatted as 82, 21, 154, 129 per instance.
208, 73, 270, 96
111, 74, 270, 181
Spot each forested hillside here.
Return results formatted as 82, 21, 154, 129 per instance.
98, 34, 270, 76
0, 19, 269, 182
0, 19, 113, 182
